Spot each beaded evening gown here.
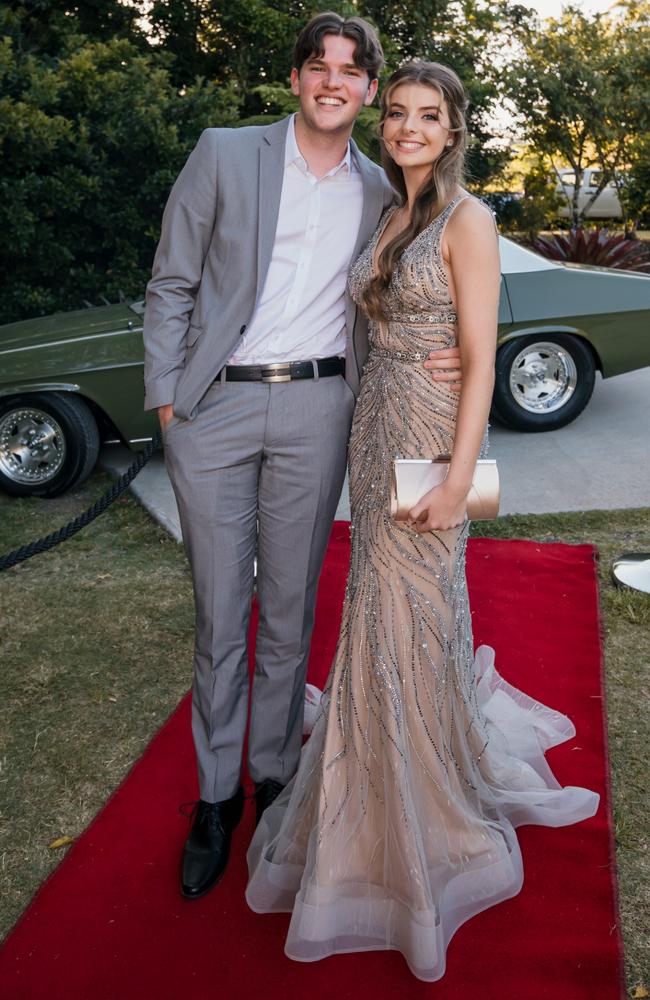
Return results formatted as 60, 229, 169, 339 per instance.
245, 194, 600, 982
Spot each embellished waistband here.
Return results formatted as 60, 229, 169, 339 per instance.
378, 311, 457, 326
369, 345, 453, 362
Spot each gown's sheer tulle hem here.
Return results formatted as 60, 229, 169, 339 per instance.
247, 833, 524, 981
245, 646, 600, 983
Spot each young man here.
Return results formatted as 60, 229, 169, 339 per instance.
143, 12, 462, 899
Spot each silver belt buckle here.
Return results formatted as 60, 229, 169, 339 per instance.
261, 362, 292, 383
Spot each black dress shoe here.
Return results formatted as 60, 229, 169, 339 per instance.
254, 779, 285, 826
180, 787, 244, 899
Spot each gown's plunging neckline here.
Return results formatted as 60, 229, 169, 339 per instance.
371, 193, 466, 277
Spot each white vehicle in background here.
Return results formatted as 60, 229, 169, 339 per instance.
556, 167, 623, 220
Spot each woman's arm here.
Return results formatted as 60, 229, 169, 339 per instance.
410, 198, 500, 531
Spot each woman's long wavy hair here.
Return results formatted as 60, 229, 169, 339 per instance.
361, 61, 469, 320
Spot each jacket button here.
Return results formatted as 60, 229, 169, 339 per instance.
239, 324, 246, 335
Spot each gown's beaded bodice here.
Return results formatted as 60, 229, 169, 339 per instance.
346, 195, 467, 516
348, 197, 463, 332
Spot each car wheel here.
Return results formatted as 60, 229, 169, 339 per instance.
0, 392, 100, 497
492, 334, 596, 432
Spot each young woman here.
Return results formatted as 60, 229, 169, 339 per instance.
246, 62, 599, 982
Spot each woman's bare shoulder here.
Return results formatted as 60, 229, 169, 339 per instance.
444, 194, 498, 253
451, 193, 496, 229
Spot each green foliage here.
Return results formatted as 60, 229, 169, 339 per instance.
363, 0, 518, 185
625, 134, 650, 227
481, 191, 524, 231
235, 83, 299, 127
0, 31, 241, 321
517, 156, 564, 234
505, 3, 650, 227
149, 0, 517, 180
351, 105, 381, 162
0, 0, 147, 58
0, 0, 537, 321
479, 153, 564, 235
149, 0, 310, 95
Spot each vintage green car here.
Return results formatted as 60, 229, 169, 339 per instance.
1, 237, 649, 497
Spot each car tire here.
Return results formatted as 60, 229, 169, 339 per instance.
0, 392, 100, 497
492, 334, 596, 432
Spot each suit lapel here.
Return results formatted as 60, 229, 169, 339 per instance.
350, 143, 385, 262
256, 118, 290, 304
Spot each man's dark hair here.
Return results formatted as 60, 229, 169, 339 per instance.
293, 11, 384, 81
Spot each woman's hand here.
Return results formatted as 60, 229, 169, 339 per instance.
408, 480, 469, 532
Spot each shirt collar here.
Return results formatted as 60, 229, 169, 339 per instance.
285, 113, 353, 177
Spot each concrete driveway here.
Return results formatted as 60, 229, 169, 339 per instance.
100, 368, 649, 541
472, 367, 649, 517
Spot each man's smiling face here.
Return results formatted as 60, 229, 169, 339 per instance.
291, 34, 378, 137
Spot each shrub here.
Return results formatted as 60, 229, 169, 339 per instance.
482, 192, 524, 231
528, 228, 650, 272
0, 36, 242, 323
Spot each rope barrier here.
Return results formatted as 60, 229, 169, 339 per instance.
0, 432, 162, 572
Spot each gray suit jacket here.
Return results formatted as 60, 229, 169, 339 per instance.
143, 116, 394, 420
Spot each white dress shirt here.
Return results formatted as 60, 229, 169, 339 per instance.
228, 115, 364, 365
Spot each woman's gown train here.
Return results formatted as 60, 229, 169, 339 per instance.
245, 195, 600, 982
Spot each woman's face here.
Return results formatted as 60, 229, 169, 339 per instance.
381, 81, 453, 171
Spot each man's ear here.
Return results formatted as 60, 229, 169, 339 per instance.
290, 67, 300, 97
364, 78, 379, 106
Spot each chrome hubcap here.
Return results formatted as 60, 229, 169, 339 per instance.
0, 407, 66, 484
508, 342, 577, 414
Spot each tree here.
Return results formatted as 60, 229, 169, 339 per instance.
625, 135, 650, 226
362, 0, 528, 183
0, 0, 147, 59
611, 1, 650, 228
505, 3, 650, 226
0, 0, 531, 321
0, 31, 241, 320
147, 1, 328, 94
149, 0, 523, 181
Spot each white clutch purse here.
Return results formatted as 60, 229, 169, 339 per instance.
390, 456, 500, 521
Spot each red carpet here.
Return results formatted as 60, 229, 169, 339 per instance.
0, 528, 624, 1000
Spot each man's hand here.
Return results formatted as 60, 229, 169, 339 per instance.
423, 347, 462, 393
158, 403, 175, 431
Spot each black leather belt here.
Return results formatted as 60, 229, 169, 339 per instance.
216, 356, 345, 383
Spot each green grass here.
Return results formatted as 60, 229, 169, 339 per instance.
0, 479, 648, 995
0, 475, 196, 938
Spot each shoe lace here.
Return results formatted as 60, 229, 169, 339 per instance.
178, 799, 226, 835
